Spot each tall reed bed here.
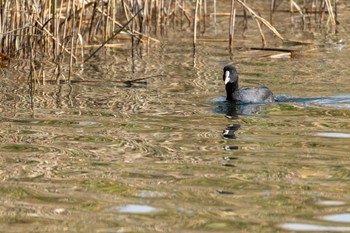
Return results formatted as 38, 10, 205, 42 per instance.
0, 0, 339, 70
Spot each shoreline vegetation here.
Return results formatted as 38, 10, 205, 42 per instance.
0, 0, 339, 81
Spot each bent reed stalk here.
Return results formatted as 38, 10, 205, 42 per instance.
0, 0, 339, 74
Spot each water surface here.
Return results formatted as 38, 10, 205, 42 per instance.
1, 1, 350, 232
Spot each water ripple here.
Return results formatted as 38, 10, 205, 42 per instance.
275, 94, 350, 109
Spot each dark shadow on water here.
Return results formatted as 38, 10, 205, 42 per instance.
211, 96, 272, 118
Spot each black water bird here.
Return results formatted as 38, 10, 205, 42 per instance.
223, 65, 274, 103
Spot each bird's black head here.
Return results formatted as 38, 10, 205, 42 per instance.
223, 65, 239, 101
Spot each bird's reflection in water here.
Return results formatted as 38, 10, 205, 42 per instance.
224, 145, 239, 151
219, 100, 268, 141
222, 123, 240, 164
212, 96, 269, 117
223, 124, 240, 139
224, 101, 269, 119
210, 100, 272, 194
213, 99, 270, 169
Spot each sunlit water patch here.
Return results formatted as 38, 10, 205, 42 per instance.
316, 200, 347, 206
315, 132, 350, 138
321, 213, 350, 223
280, 223, 350, 232
107, 204, 158, 214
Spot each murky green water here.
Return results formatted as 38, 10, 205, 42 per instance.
1, 1, 350, 232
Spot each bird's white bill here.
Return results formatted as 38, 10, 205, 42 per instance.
224, 71, 230, 85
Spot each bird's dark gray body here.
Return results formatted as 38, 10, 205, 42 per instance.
235, 86, 274, 103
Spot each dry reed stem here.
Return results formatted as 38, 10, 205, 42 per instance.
34, 19, 77, 61
236, 0, 284, 41
84, 7, 144, 63
267, 52, 291, 59
0, 0, 340, 70
176, 2, 193, 27
325, 0, 336, 33
229, 0, 235, 52
193, 0, 200, 50
271, 0, 276, 12
79, 43, 124, 48
242, 0, 248, 35
255, 19, 267, 47
94, 5, 159, 43
199, 0, 207, 34
213, 0, 217, 30
69, 0, 76, 81
290, 0, 305, 29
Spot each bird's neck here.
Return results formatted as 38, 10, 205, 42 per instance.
226, 82, 239, 101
